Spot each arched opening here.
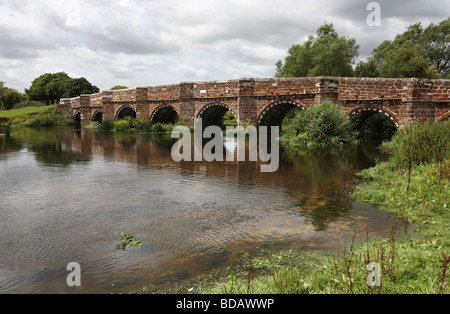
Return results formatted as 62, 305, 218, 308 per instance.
258, 101, 305, 132
116, 106, 137, 120
93, 111, 103, 123
74, 112, 81, 129
197, 103, 235, 129
151, 106, 179, 125
349, 107, 398, 141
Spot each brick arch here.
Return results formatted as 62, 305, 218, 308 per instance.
115, 105, 137, 120
258, 101, 305, 128
347, 105, 401, 128
73, 111, 81, 129
150, 105, 180, 124
92, 110, 103, 123
72, 110, 81, 120
437, 111, 450, 122
196, 103, 237, 128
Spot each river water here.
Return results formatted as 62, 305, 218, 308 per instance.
0, 127, 415, 294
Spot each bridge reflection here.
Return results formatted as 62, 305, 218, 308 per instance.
58, 128, 387, 232
1, 126, 395, 234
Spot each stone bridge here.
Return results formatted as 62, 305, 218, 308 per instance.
59, 76, 450, 129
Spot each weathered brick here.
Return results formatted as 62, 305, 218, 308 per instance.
59, 77, 450, 127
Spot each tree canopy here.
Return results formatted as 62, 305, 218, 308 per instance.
278, 18, 449, 79
276, 23, 360, 78
0, 82, 26, 110
25, 72, 99, 105
356, 18, 449, 79
110, 85, 128, 90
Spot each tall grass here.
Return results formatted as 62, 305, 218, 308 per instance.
383, 121, 450, 169
201, 221, 448, 294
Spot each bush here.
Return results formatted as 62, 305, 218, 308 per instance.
113, 120, 131, 132
223, 111, 238, 127
89, 119, 191, 134
124, 116, 143, 129
99, 120, 114, 133
29, 114, 58, 127
280, 100, 357, 152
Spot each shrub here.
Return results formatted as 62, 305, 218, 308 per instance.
29, 114, 58, 127
280, 100, 357, 152
223, 111, 238, 127
99, 120, 114, 133
124, 116, 143, 129
113, 120, 131, 132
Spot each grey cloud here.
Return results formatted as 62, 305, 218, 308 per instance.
81, 28, 181, 55
329, 0, 448, 22
1, 0, 448, 93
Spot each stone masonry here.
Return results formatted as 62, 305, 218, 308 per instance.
58, 77, 450, 128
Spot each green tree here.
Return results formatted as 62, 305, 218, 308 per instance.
63, 78, 100, 98
110, 85, 128, 90
354, 58, 379, 77
357, 18, 449, 78
421, 18, 450, 77
276, 23, 360, 77
25, 72, 99, 105
379, 46, 440, 79
0, 82, 26, 110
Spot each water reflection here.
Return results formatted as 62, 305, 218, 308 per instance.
0, 127, 414, 294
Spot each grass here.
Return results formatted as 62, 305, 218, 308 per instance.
0, 105, 57, 119
0, 105, 74, 128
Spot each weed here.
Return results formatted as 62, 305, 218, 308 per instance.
116, 232, 142, 251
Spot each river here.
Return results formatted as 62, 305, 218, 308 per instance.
0, 127, 415, 294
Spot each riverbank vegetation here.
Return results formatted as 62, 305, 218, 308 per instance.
0, 105, 74, 128
86, 117, 193, 134
279, 100, 357, 152
148, 120, 449, 295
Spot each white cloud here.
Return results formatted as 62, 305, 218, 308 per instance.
0, 0, 448, 93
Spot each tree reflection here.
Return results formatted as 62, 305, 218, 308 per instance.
2, 127, 91, 167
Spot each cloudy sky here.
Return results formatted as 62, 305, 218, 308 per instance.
0, 0, 448, 92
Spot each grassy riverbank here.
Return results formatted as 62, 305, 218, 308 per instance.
141, 121, 449, 295
0, 105, 74, 128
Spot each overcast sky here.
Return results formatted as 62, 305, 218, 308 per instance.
0, 0, 448, 92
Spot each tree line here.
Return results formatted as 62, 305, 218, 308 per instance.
0, 73, 131, 111
0, 73, 100, 110
276, 18, 449, 79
